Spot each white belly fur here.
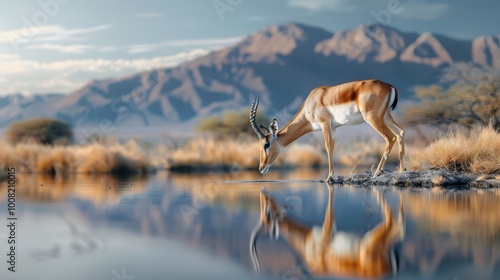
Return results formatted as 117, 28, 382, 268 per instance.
309, 227, 361, 257
327, 102, 364, 126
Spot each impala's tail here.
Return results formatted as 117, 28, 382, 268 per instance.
389, 87, 399, 111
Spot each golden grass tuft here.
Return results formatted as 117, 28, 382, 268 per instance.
76, 141, 149, 175
407, 125, 500, 174
0, 140, 151, 176
157, 136, 326, 170
165, 136, 259, 169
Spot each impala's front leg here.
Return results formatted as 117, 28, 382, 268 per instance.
321, 123, 336, 184
320, 183, 335, 246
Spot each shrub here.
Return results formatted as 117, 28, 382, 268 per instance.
407, 125, 500, 174
403, 64, 500, 131
6, 118, 73, 145
0, 140, 151, 176
196, 110, 269, 137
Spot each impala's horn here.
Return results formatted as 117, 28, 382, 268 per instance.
250, 96, 265, 139
250, 221, 263, 273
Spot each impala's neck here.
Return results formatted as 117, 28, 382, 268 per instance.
277, 105, 313, 147
276, 217, 312, 260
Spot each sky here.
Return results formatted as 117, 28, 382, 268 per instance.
0, 0, 499, 95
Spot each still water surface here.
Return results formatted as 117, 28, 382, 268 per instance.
0, 170, 499, 280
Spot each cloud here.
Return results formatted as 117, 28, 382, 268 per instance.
1, 49, 209, 74
0, 49, 209, 93
288, 0, 355, 12
0, 24, 111, 52
25, 43, 94, 54
0, 53, 20, 60
32, 24, 111, 42
396, 2, 449, 20
128, 37, 241, 54
96, 46, 117, 52
133, 13, 163, 18
0, 25, 63, 43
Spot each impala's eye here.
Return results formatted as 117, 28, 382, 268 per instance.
264, 142, 270, 149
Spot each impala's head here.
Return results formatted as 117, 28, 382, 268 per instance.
250, 188, 284, 273
249, 97, 281, 174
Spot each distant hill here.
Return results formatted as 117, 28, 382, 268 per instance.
0, 93, 64, 127
1, 23, 498, 128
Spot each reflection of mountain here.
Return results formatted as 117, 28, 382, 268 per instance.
1, 23, 498, 127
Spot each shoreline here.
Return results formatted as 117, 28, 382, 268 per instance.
1, 168, 499, 188
327, 169, 500, 188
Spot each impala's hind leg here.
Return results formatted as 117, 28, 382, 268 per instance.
385, 112, 405, 172
364, 115, 397, 177
360, 190, 395, 259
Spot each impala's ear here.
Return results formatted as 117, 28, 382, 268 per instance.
269, 118, 278, 136
271, 219, 279, 240
260, 125, 270, 135
269, 220, 280, 240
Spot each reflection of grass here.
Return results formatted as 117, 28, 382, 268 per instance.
407, 125, 500, 174
0, 140, 150, 176
0, 173, 148, 205
405, 189, 500, 240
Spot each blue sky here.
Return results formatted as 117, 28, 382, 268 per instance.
0, 0, 498, 95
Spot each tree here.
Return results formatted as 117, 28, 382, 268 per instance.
6, 118, 73, 145
403, 63, 500, 131
196, 110, 269, 137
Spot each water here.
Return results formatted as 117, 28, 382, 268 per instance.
1, 170, 499, 280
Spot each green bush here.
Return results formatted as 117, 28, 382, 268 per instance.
403, 63, 500, 131
6, 118, 73, 145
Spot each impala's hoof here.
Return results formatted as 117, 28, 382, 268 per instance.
372, 171, 382, 178
326, 176, 335, 185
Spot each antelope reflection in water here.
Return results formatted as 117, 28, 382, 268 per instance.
250, 184, 405, 278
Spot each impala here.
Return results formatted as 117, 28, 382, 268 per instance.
249, 79, 405, 181
250, 185, 405, 278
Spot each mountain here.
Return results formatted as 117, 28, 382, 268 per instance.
0, 93, 64, 127
472, 35, 500, 67
0, 23, 498, 128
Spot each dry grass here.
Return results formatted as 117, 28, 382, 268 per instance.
0, 140, 151, 176
153, 136, 326, 171
407, 125, 500, 174
337, 138, 400, 167
167, 136, 259, 169
0, 134, 402, 176
156, 135, 405, 171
